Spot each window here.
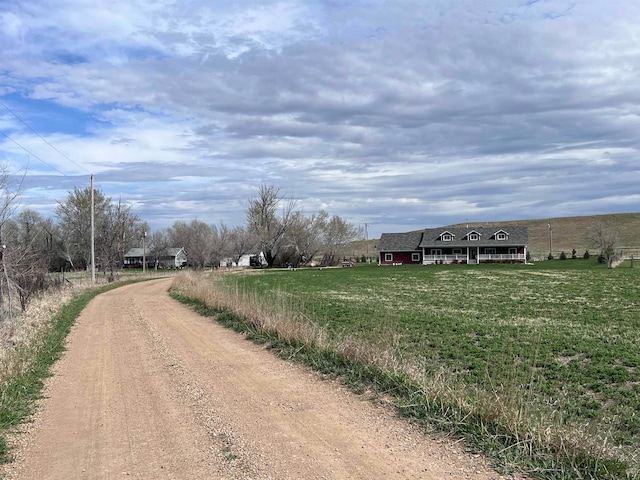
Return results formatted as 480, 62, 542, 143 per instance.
485, 248, 496, 254
385, 253, 393, 262
431, 249, 442, 256
496, 232, 507, 240
442, 233, 452, 241
468, 233, 479, 241
509, 248, 517, 255
453, 248, 462, 254
412, 253, 420, 262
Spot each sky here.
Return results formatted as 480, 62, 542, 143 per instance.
0, 0, 639, 239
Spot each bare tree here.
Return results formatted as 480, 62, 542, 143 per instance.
55, 187, 110, 271
210, 222, 242, 267
585, 220, 619, 267
246, 185, 296, 267
226, 225, 256, 267
286, 210, 328, 266
97, 199, 143, 280
167, 220, 213, 268
148, 229, 171, 269
0, 167, 26, 318
320, 215, 362, 266
56, 187, 144, 275
1, 211, 57, 311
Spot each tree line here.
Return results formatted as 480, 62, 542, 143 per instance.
0, 179, 360, 318
154, 185, 360, 269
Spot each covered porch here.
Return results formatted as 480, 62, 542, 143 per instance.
423, 246, 527, 265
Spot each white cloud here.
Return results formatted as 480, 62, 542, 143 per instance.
1, 0, 639, 238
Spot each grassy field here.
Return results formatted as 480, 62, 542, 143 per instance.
173, 259, 640, 479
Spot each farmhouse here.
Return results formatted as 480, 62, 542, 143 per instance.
123, 247, 187, 269
378, 226, 528, 265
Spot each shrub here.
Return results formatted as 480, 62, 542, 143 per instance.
547, 253, 554, 260
583, 250, 590, 259
571, 249, 577, 259
560, 251, 567, 260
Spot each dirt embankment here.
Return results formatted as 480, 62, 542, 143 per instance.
1, 279, 520, 479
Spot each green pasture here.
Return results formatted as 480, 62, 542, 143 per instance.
223, 260, 640, 474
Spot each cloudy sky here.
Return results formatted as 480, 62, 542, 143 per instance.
1, 0, 639, 238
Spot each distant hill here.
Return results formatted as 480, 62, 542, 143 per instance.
447, 212, 640, 259
348, 212, 640, 261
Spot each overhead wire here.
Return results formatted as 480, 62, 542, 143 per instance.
0, 98, 92, 178
0, 128, 68, 177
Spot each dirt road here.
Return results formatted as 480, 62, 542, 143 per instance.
2, 279, 517, 479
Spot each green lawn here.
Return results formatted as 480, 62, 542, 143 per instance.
220, 260, 640, 476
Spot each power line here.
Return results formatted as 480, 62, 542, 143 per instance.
0, 128, 69, 177
0, 99, 91, 175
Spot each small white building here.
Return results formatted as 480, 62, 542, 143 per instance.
220, 252, 267, 268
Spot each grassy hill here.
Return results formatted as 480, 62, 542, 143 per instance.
450, 212, 640, 260
347, 212, 640, 261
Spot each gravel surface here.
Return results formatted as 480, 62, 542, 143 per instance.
1, 278, 524, 479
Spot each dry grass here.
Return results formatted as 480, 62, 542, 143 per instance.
172, 271, 327, 348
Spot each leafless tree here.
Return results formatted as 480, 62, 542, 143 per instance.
208, 222, 230, 268
97, 199, 142, 280
55, 187, 110, 271
2, 211, 57, 310
167, 220, 214, 268
225, 225, 256, 267
148, 229, 171, 269
585, 220, 619, 267
320, 215, 362, 266
246, 184, 296, 267
285, 210, 328, 266
0, 168, 25, 318
56, 188, 144, 275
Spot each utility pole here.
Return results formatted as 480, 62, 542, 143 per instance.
364, 223, 369, 261
142, 231, 147, 274
91, 174, 95, 284
548, 220, 553, 259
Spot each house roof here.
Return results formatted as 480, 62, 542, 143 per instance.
419, 226, 528, 248
377, 231, 424, 252
124, 247, 185, 258
124, 248, 145, 257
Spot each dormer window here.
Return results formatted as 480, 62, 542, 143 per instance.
496, 232, 507, 241
465, 230, 481, 241
439, 231, 454, 242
